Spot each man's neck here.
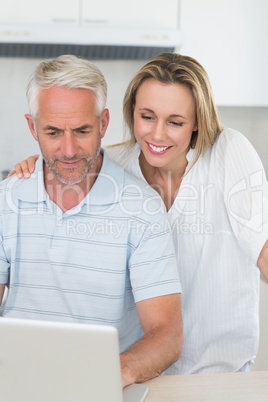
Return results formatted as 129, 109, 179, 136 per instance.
43, 154, 103, 212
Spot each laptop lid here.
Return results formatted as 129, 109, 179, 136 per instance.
0, 317, 148, 402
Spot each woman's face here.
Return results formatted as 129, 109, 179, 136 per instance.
133, 79, 197, 171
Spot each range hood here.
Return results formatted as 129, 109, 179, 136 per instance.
0, 26, 182, 60
0, 0, 181, 60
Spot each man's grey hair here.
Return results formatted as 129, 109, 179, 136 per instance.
26, 54, 107, 120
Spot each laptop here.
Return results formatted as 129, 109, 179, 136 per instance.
0, 317, 148, 402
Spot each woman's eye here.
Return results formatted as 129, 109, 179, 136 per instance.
141, 114, 153, 120
170, 121, 183, 127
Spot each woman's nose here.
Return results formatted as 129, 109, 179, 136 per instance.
150, 121, 166, 142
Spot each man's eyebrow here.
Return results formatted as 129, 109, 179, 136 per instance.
43, 125, 60, 131
74, 124, 94, 130
43, 124, 94, 131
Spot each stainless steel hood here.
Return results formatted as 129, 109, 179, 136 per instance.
0, 0, 181, 60
0, 26, 181, 60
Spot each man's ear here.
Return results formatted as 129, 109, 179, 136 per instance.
100, 108, 110, 139
25, 114, 38, 141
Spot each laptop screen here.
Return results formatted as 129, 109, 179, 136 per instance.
0, 317, 147, 402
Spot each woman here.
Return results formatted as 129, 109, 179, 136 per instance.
10, 53, 268, 374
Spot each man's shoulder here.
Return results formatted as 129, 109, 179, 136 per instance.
0, 175, 22, 201
104, 150, 165, 214
0, 172, 42, 211
123, 168, 152, 193
122, 169, 165, 216
0, 176, 26, 218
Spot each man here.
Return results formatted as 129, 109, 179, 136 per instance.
0, 55, 183, 387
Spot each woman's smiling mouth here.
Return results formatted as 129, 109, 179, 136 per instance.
147, 142, 172, 154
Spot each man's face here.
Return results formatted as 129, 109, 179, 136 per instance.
26, 87, 109, 185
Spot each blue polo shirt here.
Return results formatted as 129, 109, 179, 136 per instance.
0, 150, 181, 352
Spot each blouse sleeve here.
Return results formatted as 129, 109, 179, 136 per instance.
215, 129, 268, 264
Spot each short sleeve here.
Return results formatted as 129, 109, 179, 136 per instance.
128, 214, 182, 303
215, 129, 268, 263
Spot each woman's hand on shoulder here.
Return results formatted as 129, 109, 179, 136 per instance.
8, 154, 40, 179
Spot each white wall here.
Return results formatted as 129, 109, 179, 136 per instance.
180, 0, 268, 106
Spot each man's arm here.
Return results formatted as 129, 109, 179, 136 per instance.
120, 293, 183, 388
0, 284, 6, 305
258, 239, 268, 282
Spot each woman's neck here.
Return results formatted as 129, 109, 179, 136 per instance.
139, 152, 188, 211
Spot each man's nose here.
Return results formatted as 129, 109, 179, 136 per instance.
61, 133, 78, 157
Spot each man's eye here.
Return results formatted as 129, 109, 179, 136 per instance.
74, 129, 90, 135
47, 132, 57, 136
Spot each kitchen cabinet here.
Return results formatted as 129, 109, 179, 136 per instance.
0, 0, 181, 54
180, 0, 268, 106
0, 0, 80, 25
0, 0, 179, 30
81, 0, 179, 29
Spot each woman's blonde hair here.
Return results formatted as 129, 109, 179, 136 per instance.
123, 52, 223, 162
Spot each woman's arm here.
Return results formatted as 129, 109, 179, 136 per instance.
258, 239, 268, 282
216, 130, 268, 273
8, 154, 39, 179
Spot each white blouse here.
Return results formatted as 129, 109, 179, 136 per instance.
107, 128, 268, 374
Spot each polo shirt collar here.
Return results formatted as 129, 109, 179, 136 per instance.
84, 149, 124, 206
17, 149, 125, 206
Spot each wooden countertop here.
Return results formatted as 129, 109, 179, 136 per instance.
144, 371, 268, 401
